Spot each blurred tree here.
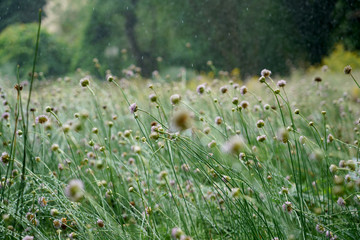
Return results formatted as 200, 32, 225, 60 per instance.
332, 0, 360, 51
0, 23, 70, 77
0, 0, 46, 32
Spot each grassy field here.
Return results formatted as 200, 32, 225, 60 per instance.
0, 66, 360, 240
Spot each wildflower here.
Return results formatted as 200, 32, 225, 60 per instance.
263, 104, 270, 110
256, 120, 265, 128
149, 93, 157, 102
279, 187, 289, 195
203, 127, 211, 134
129, 103, 138, 114
337, 197, 346, 206
329, 164, 338, 173
171, 227, 183, 239
53, 219, 61, 229
314, 77, 322, 82
65, 179, 84, 202
215, 116, 222, 125
1, 152, 10, 164
282, 201, 292, 213
80, 77, 90, 87
2, 112, 10, 120
50, 208, 59, 217
35, 115, 49, 124
97, 219, 105, 228
51, 144, 59, 152
258, 76, 266, 83
208, 140, 217, 148
196, 84, 205, 94
222, 135, 247, 155
345, 160, 356, 171
172, 111, 192, 131
240, 86, 248, 95
38, 196, 47, 207
261, 69, 271, 78
277, 128, 289, 143
344, 65, 352, 74
326, 134, 334, 143
277, 80, 287, 88
232, 97, 239, 105
316, 224, 325, 233
220, 86, 228, 94
131, 145, 141, 154
106, 74, 114, 82
257, 135, 266, 142
68, 232, 77, 239
158, 171, 168, 180
240, 101, 249, 109
170, 94, 181, 105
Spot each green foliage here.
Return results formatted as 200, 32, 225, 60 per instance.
0, 23, 70, 77
323, 44, 360, 72
0, 0, 46, 32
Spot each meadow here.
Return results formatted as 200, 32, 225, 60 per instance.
0, 61, 359, 240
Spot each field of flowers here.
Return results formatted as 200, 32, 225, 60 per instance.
0, 64, 360, 240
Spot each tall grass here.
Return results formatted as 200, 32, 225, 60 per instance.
0, 24, 359, 240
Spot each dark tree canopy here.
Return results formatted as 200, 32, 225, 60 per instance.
0, 0, 46, 32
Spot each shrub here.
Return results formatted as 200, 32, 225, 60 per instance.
0, 23, 70, 77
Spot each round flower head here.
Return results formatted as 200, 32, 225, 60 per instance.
344, 65, 352, 74
170, 94, 181, 105
196, 84, 205, 94
240, 101, 249, 109
257, 135, 266, 142
277, 80, 286, 88
282, 201, 292, 213
171, 110, 192, 131
106, 74, 114, 82
171, 227, 183, 239
65, 179, 84, 202
97, 219, 105, 228
240, 86, 248, 95
337, 197, 346, 206
1, 152, 10, 164
261, 69, 271, 78
215, 116, 222, 125
220, 86, 228, 94
2, 112, 10, 120
80, 77, 90, 87
316, 224, 325, 233
222, 135, 247, 155
129, 103, 138, 114
314, 76, 322, 82
149, 93, 157, 102
38, 196, 47, 207
35, 115, 49, 124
